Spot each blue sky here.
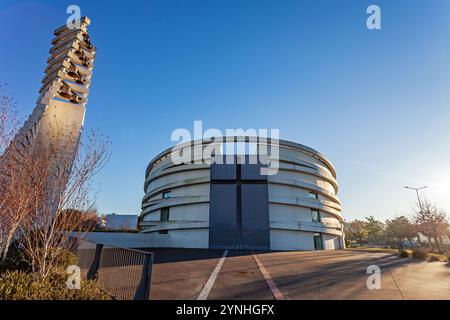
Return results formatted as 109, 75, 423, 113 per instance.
1, 0, 449, 221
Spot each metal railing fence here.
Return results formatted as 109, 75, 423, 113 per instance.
76, 240, 154, 300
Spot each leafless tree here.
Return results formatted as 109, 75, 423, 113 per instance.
413, 198, 450, 251
61, 208, 100, 231
0, 89, 21, 261
12, 126, 110, 278
0, 155, 35, 261
0, 97, 109, 277
0, 85, 19, 154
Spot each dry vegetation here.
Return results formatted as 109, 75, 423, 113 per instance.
0, 90, 110, 292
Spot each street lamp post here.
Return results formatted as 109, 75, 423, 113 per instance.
404, 186, 427, 211
404, 185, 428, 248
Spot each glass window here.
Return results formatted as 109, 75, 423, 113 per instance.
313, 233, 323, 250
160, 207, 169, 222
308, 192, 318, 199
311, 209, 320, 222
162, 191, 172, 199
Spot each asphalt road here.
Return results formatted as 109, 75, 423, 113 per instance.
146, 248, 450, 300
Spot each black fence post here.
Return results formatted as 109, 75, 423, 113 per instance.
87, 243, 103, 280
134, 253, 154, 300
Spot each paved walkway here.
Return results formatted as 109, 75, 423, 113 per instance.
147, 248, 450, 300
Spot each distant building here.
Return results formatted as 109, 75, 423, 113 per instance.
101, 213, 138, 230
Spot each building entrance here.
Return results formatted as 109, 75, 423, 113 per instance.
209, 156, 270, 250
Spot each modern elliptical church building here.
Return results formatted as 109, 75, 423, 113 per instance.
139, 138, 344, 251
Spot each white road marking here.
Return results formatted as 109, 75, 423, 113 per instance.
197, 249, 228, 300
253, 252, 286, 300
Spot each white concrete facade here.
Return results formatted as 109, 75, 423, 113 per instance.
81, 230, 208, 249
139, 138, 344, 250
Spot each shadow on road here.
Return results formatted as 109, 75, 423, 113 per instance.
140, 248, 277, 264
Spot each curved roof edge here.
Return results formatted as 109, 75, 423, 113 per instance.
144, 136, 336, 181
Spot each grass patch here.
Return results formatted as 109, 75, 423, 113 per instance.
428, 253, 448, 262
345, 247, 399, 254
346, 247, 448, 262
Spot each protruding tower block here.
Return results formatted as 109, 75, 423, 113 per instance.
2, 17, 96, 163
0, 17, 96, 206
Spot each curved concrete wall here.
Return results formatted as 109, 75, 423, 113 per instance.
140, 138, 344, 250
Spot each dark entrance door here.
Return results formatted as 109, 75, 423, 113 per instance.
209, 156, 270, 250
313, 233, 323, 250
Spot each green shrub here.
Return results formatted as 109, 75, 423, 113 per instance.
412, 248, 429, 260
0, 269, 111, 300
54, 250, 78, 268
0, 270, 35, 299
1, 244, 32, 273
399, 250, 409, 258
1, 247, 80, 275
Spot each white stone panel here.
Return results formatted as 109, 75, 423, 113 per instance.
169, 203, 209, 222
270, 229, 315, 250
146, 169, 210, 194
322, 233, 342, 250
269, 203, 312, 223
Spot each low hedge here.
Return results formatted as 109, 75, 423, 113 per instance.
0, 269, 112, 300
412, 248, 429, 260
399, 250, 409, 258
